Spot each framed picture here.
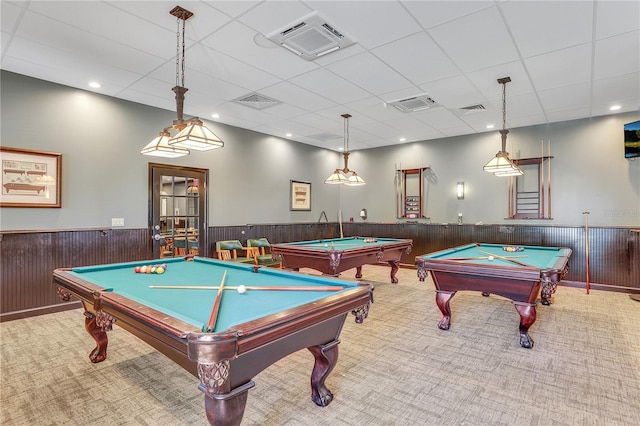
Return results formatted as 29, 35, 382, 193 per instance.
1, 147, 62, 208
290, 180, 311, 211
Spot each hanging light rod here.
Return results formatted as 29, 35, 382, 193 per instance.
325, 114, 366, 186
482, 76, 523, 176
141, 6, 223, 158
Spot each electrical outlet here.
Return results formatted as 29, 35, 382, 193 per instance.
111, 218, 125, 227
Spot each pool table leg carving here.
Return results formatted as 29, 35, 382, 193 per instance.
435, 291, 455, 330
83, 311, 111, 363
417, 267, 428, 281
513, 302, 536, 349
308, 340, 339, 407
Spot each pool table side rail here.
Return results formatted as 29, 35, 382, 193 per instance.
271, 238, 412, 255
188, 283, 374, 361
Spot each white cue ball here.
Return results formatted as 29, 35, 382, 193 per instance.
237, 285, 247, 294
324, 243, 328, 247
488, 256, 495, 261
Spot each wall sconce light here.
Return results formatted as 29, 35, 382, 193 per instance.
360, 208, 367, 220
457, 182, 464, 200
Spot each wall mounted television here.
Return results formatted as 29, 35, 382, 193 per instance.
624, 120, 640, 158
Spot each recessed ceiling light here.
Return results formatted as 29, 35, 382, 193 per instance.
609, 105, 621, 111
88, 82, 101, 88
286, 133, 292, 137
338, 147, 344, 151
211, 113, 220, 119
399, 137, 406, 142
486, 124, 495, 129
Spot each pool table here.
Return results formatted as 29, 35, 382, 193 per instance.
415, 243, 572, 348
53, 257, 373, 426
271, 236, 413, 283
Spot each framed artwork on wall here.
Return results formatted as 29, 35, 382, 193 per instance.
0, 147, 62, 208
290, 180, 311, 211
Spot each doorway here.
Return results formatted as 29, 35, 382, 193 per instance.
149, 163, 208, 258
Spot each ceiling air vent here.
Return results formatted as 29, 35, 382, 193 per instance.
265, 12, 355, 61
388, 94, 438, 113
456, 104, 486, 116
234, 92, 281, 110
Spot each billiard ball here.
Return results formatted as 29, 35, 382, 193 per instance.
488, 256, 495, 261
237, 285, 247, 294
156, 267, 164, 274
140, 266, 147, 273
324, 243, 328, 247
134, 266, 141, 273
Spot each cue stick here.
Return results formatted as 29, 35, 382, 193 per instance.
446, 255, 528, 261
548, 140, 551, 218
150, 285, 345, 291
205, 270, 227, 332
476, 249, 533, 267
540, 140, 545, 218
338, 209, 344, 238
583, 211, 590, 294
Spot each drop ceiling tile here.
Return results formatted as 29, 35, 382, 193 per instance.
372, 32, 460, 86
538, 82, 592, 113
404, 1, 495, 29
427, 6, 518, 72
595, 0, 640, 39
326, 52, 413, 96
525, 44, 592, 91
593, 31, 640, 80
501, 0, 594, 58
289, 68, 371, 105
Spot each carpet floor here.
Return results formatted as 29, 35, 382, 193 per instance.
1, 265, 639, 425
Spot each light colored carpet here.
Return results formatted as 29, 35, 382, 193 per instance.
1, 265, 639, 426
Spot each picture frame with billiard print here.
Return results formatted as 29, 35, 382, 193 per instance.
290, 180, 311, 211
0, 147, 62, 208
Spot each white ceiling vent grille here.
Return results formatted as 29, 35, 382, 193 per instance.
234, 92, 281, 110
455, 104, 486, 116
388, 94, 438, 113
265, 12, 355, 61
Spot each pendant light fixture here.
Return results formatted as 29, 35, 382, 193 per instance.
141, 6, 223, 158
324, 114, 366, 186
483, 77, 523, 176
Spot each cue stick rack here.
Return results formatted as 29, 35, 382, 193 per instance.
507, 155, 553, 219
396, 167, 429, 219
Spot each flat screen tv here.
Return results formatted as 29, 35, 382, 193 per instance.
624, 120, 640, 158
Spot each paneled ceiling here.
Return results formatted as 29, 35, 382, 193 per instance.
2, 1, 639, 151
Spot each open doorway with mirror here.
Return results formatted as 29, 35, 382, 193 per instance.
149, 163, 208, 259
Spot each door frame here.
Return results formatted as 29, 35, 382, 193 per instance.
148, 163, 209, 258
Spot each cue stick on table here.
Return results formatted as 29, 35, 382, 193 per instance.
150, 285, 346, 292
205, 270, 227, 332
446, 255, 528, 261
476, 248, 532, 267
583, 211, 590, 294
338, 209, 344, 238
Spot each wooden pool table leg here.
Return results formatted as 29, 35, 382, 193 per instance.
83, 308, 115, 363
513, 302, 537, 349
435, 290, 455, 330
200, 376, 254, 426
307, 340, 339, 407
388, 260, 400, 283
355, 265, 363, 279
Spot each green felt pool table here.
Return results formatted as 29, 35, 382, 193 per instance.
415, 243, 572, 348
53, 257, 373, 426
271, 236, 413, 283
